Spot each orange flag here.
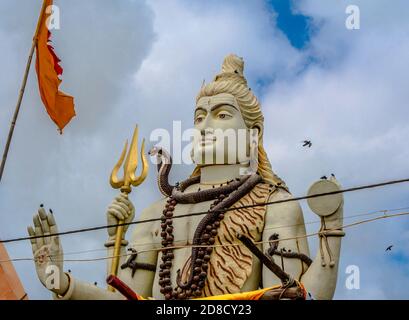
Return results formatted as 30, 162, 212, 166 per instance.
35, 0, 75, 133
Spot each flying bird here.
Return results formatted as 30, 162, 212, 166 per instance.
386, 245, 393, 251
302, 140, 312, 148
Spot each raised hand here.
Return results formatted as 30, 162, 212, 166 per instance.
27, 205, 69, 295
106, 193, 135, 237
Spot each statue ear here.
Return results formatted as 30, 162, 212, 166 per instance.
251, 126, 261, 136
249, 127, 261, 143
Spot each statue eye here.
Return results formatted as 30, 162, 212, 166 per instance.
217, 112, 232, 120
195, 116, 204, 124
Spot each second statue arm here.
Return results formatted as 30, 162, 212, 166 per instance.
300, 177, 345, 300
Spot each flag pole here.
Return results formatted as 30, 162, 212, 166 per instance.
0, 0, 48, 183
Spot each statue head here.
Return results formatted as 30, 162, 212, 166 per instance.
191, 54, 286, 188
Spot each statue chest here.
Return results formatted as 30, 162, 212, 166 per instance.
164, 183, 273, 297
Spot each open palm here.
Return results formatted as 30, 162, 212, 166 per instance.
27, 206, 64, 290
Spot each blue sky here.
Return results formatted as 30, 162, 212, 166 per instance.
267, 0, 311, 49
254, 0, 313, 96
0, 0, 409, 300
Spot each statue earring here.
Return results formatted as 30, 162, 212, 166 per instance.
248, 139, 258, 175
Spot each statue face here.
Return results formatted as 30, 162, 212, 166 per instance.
191, 93, 251, 165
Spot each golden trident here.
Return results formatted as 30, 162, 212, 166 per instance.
108, 125, 149, 292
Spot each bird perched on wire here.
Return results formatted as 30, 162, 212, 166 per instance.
302, 140, 312, 148
386, 245, 393, 251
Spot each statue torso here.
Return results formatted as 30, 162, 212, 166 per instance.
146, 181, 275, 299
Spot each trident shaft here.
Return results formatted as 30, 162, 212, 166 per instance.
108, 125, 148, 292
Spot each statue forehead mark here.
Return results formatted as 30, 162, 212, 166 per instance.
196, 94, 239, 110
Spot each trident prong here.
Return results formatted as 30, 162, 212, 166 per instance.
108, 125, 149, 292
110, 140, 128, 189
110, 126, 149, 193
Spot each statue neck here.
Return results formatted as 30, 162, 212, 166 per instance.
200, 164, 248, 185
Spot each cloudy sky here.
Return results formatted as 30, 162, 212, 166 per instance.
0, 0, 408, 299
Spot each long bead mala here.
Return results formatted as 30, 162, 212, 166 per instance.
158, 174, 262, 300
158, 193, 227, 300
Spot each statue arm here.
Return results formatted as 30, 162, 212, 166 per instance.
54, 200, 161, 300
262, 189, 310, 289
262, 180, 344, 300
299, 221, 343, 300
300, 178, 344, 300
52, 273, 125, 300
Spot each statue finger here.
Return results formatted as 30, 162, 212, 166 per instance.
119, 197, 134, 211
116, 195, 133, 208
111, 203, 130, 216
47, 211, 58, 233
37, 213, 50, 247
27, 226, 38, 254
115, 194, 126, 203
112, 202, 130, 214
47, 212, 60, 248
115, 194, 132, 208
33, 215, 45, 247
38, 208, 51, 236
108, 208, 125, 221
117, 192, 128, 200
38, 206, 47, 220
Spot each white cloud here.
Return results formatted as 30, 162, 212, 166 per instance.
0, 0, 156, 299
262, 0, 409, 298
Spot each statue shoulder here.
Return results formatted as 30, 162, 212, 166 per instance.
267, 186, 292, 202
128, 197, 167, 244
265, 187, 303, 223
139, 197, 167, 220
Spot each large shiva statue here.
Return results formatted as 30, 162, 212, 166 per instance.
28, 54, 345, 300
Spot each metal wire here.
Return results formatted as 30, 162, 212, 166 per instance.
1, 210, 408, 264
1, 176, 409, 245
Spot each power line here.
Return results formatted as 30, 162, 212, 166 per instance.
69, 205, 409, 253
1, 210, 408, 264
1, 176, 409, 245
58, 205, 409, 257
264, 205, 409, 232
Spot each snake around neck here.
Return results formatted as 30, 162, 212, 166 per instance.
150, 146, 262, 299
